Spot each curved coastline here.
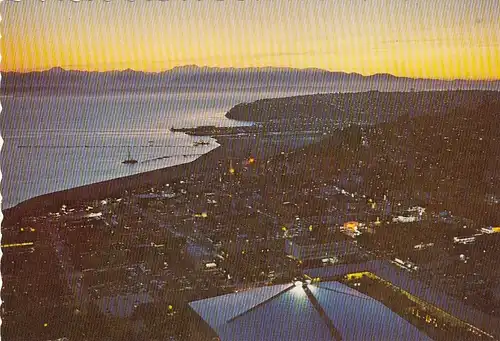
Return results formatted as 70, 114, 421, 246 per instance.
2, 138, 226, 222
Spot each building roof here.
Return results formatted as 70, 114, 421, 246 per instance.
97, 292, 153, 318
287, 234, 351, 247
305, 260, 500, 339
189, 281, 431, 341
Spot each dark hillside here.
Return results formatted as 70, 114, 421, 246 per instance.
273, 93, 500, 224
226, 91, 500, 125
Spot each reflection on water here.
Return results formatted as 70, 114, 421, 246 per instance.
1, 87, 326, 209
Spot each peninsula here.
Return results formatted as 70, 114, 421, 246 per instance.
3, 90, 500, 341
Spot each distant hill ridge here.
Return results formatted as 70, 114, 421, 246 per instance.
3, 66, 499, 95
225, 90, 500, 122
3, 66, 404, 82
4, 65, 499, 82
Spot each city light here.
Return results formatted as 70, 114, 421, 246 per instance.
1, 242, 35, 248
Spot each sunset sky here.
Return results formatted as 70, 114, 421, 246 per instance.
2, 0, 500, 79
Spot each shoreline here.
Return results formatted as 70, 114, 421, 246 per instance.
5, 90, 495, 221
2, 137, 228, 222
2, 128, 324, 223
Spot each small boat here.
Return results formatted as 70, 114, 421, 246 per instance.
122, 146, 138, 164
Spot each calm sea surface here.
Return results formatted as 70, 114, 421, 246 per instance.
0, 87, 330, 209
3, 79, 498, 210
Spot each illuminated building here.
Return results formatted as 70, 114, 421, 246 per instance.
189, 281, 431, 341
341, 221, 363, 237
0, 242, 35, 248
304, 260, 500, 340
481, 226, 500, 234
393, 215, 419, 223
342, 221, 359, 231
453, 236, 476, 244
413, 243, 434, 250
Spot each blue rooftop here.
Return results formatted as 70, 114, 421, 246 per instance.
189, 281, 432, 341
305, 260, 500, 339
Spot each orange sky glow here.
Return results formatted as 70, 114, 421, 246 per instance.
2, 0, 500, 80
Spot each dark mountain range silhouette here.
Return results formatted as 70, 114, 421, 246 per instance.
2, 66, 499, 95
